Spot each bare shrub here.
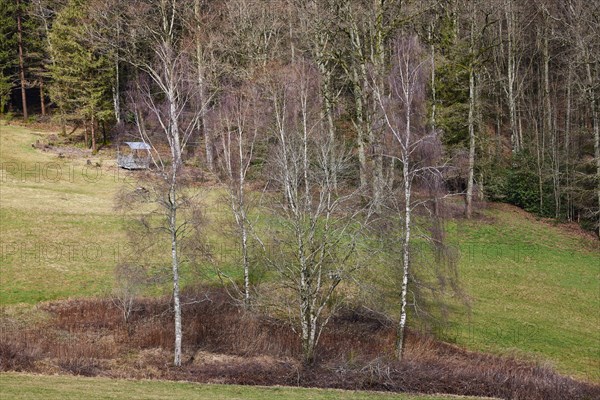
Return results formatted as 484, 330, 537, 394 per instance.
1, 290, 598, 400
0, 340, 38, 371
58, 357, 101, 377
111, 263, 148, 326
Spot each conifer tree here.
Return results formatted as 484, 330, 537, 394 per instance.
0, 0, 17, 114
48, 0, 113, 149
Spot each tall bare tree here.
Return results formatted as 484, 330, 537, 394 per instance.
501, 0, 526, 154
291, 0, 346, 191
463, 0, 495, 219
191, 0, 216, 171
122, 0, 203, 367
212, 81, 264, 306
373, 36, 449, 360
338, 0, 404, 204
264, 60, 362, 363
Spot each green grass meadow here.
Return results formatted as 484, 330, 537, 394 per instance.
0, 373, 488, 400
1, 121, 598, 384
447, 213, 599, 381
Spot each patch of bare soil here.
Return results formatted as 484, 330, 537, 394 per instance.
30, 132, 101, 160
1, 288, 598, 400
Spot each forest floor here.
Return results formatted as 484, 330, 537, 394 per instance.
0, 121, 599, 398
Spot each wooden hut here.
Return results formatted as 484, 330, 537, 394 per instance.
117, 142, 151, 170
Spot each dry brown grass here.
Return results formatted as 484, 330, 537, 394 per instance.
1, 287, 598, 400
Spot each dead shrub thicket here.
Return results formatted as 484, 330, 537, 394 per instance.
1, 287, 598, 400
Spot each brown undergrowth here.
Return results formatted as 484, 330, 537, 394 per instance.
1, 287, 598, 400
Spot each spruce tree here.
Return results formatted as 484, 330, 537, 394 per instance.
48, 0, 113, 150
0, 0, 17, 114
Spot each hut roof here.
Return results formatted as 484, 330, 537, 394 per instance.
124, 142, 151, 150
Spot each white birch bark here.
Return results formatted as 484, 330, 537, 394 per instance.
396, 75, 412, 361
167, 65, 183, 367
372, 36, 446, 361
216, 86, 260, 306
169, 179, 182, 367
123, 0, 203, 367
267, 62, 355, 363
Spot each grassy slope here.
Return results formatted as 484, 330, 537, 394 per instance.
0, 123, 128, 303
0, 373, 486, 400
1, 122, 598, 382
446, 209, 599, 382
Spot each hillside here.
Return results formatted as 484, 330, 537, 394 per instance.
1, 122, 599, 390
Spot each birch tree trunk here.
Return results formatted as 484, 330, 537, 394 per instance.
396, 91, 412, 362
373, 37, 434, 362
112, 13, 121, 124
216, 88, 259, 307
169, 177, 182, 367
533, 105, 544, 213
113, 37, 121, 123
119, 0, 205, 367
168, 76, 183, 367
236, 124, 251, 305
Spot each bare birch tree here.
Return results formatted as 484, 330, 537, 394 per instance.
500, 0, 526, 154
264, 60, 363, 363
291, 0, 345, 191
373, 36, 450, 361
212, 82, 264, 307
190, 0, 219, 171
121, 0, 204, 367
